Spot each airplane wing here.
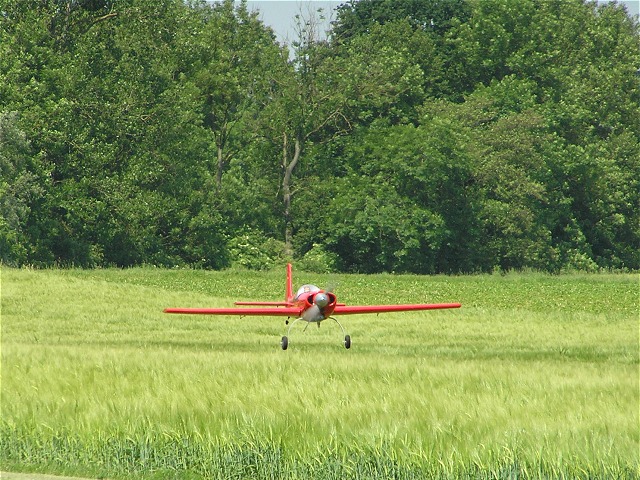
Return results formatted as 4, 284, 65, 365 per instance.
163, 307, 302, 317
164, 303, 460, 316
333, 303, 461, 315
234, 301, 293, 306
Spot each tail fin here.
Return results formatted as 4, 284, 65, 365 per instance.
285, 263, 293, 302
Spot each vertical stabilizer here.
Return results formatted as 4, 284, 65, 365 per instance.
285, 263, 293, 303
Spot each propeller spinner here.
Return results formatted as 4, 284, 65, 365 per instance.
314, 292, 330, 308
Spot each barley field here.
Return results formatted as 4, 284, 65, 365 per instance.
1, 266, 638, 479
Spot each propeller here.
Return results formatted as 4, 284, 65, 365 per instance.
302, 284, 337, 323
324, 282, 338, 294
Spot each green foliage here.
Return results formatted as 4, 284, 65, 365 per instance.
0, 0, 638, 272
228, 228, 286, 270
318, 133, 446, 273
328, 21, 428, 125
0, 112, 42, 265
297, 243, 339, 273
332, 0, 472, 41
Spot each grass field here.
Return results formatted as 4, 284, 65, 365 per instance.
1, 266, 638, 479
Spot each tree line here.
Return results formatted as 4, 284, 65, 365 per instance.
1, 0, 639, 273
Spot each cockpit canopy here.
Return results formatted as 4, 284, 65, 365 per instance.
295, 284, 321, 300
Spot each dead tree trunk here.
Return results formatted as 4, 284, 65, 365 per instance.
282, 132, 301, 257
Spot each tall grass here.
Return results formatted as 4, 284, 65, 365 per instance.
1, 267, 638, 478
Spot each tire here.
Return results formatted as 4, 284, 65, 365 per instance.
281, 336, 288, 350
344, 335, 351, 349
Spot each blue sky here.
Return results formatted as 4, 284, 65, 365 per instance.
239, 0, 639, 46
245, 1, 340, 44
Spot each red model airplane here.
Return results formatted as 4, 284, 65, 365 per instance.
164, 263, 461, 350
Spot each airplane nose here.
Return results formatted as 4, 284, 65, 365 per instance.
314, 292, 329, 308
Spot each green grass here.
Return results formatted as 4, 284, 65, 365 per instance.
1, 266, 638, 479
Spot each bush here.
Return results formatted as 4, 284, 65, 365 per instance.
297, 244, 338, 273
228, 229, 286, 270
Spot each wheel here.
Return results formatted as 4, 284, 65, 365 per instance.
344, 335, 351, 349
281, 336, 288, 350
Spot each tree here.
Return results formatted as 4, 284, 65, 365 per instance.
332, 0, 471, 41
331, 0, 472, 99
0, 112, 44, 265
1, 0, 638, 272
176, 0, 280, 190
446, 0, 640, 270
307, 116, 482, 274
249, 12, 430, 257
560, 134, 640, 270
0, 0, 230, 266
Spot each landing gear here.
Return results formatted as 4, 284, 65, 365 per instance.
331, 317, 351, 349
280, 316, 350, 350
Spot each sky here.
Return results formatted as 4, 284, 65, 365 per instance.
245, 1, 341, 45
